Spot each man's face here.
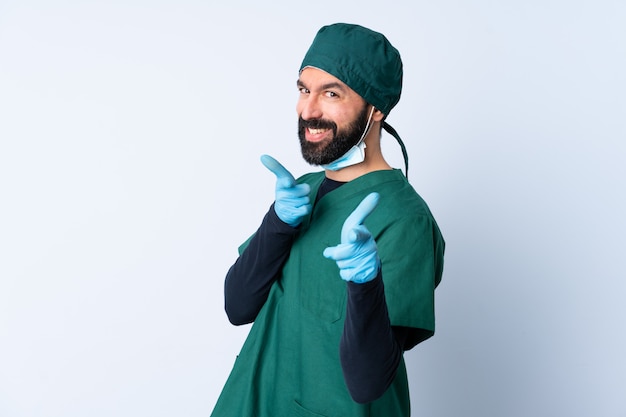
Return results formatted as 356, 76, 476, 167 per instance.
296, 67, 370, 166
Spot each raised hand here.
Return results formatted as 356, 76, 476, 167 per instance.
261, 154, 311, 227
323, 192, 381, 284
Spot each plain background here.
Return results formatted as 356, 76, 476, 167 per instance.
1, 1, 625, 416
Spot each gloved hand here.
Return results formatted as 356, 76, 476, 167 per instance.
323, 192, 381, 284
261, 154, 311, 227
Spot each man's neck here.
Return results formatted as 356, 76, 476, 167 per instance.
325, 127, 392, 181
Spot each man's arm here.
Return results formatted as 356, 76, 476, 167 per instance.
225, 155, 311, 325
323, 193, 433, 403
340, 273, 433, 403
224, 205, 298, 325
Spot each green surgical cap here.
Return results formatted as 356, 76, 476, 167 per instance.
300, 23, 403, 116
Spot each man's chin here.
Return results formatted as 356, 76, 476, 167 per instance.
300, 153, 325, 166
300, 149, 330, 166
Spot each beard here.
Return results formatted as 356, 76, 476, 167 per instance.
298, 104, 370, 166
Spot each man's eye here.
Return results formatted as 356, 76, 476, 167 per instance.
299, 87, 310, 94
325, 91, 338, 98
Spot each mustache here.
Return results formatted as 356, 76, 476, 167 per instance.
298, 117, 337, 134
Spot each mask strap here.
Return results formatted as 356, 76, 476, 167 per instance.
356, 106, 376, 146
382, 121, 409, 178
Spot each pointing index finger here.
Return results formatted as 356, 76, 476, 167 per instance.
260, 154, 295, 186
341, 192, 380, 242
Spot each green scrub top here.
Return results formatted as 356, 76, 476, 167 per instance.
211, 169, 444, 417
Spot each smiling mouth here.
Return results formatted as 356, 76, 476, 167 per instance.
305, 127, 332, 142
308, 128, 330, 135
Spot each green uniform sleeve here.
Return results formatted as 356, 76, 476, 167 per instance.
375, 212, 444, 332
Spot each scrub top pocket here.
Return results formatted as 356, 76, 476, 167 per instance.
299, 261, 346, 323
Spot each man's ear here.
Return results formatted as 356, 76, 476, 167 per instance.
372, 107, 385, 122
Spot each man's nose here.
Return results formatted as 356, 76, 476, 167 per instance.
298, 96, 323, 120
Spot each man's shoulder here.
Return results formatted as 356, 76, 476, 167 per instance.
297, 170, 325, 184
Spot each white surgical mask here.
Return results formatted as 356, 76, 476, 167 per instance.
321, 106, 375, 171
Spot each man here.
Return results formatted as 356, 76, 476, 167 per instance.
211, 23, 445, 417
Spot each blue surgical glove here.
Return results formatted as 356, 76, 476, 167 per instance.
261, 154, 311, 227
323, 192, 381, 284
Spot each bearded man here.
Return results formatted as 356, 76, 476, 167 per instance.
211, 23, 445, 417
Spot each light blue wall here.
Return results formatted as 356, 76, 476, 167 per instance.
1, 1, 624, 416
